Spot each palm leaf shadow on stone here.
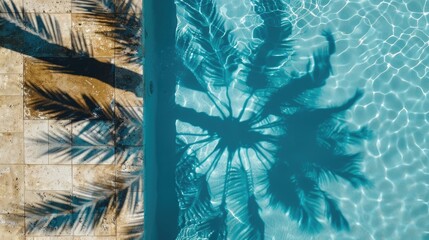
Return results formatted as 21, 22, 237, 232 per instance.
0, 0, 143, 97
0, 1, 64, 46
174, 0, 372, 238
73, 0, 144, 64
23, 168, 143, 238
22, 83, 144, 238
25, 83, 143, 165
1, 0, 144, 238
25, 82, 115, 121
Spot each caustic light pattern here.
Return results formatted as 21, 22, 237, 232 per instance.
174, 0, 371, 239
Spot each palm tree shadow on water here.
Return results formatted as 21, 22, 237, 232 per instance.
0, 0, 372, 238
174, 0, 372, 239
1, 0, 144, 239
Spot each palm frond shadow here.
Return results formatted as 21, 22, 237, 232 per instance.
71, 30, 94, 57
24, 168, 143, 239
0, 1, 63, 45
22, 82, 144, 238
26, 81, 143, 163
0, 1, 143, 97
174, 0, 372, 238
1, 0, 144, 236
25, 82, 115, 121
72, 0, 143, 64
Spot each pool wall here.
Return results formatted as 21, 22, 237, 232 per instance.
144, 0, 180, 239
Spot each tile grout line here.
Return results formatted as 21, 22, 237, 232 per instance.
114, 10, 118, 239
22, 0, 26, 236
11, 2, 130, 238
69, 2, 74, 238
111, 6, 118, 238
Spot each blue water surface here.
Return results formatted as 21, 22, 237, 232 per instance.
166, 0, 429, 239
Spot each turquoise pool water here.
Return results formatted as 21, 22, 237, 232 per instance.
283, 1, 429, 239
148, 0, 428, 239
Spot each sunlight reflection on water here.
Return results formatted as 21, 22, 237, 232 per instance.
176, 0, 429, 239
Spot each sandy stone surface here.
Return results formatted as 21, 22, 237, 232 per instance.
0, 73, 23, 95
71, 14, 115, 57
0, 95, 23, 132
0, 48, 23, 74
0, 132, 24, 164
24, 0, 72, 13
0, 0, 144, 238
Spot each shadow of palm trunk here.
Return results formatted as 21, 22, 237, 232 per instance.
0, 17, 143, 97
0, 0, 145, 238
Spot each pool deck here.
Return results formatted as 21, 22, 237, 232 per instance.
0, 0, 144, 239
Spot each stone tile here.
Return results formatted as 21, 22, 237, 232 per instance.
117, 235, 138, 240
117, 171, 143, 197
72, 165, 117, 236
72, 165, 115, 189
0, 95, 23, 132
72, 120, 114, 146
23, 14, 72, 57
62, 57, 116, 88
48, 144, 72, 164
25, 237, 73, 240
25, 233, 73, 240
72, 146, 115, 164
114, 69, 143, 104
24, 120, 49, 164
24, 191, 72, 236
115, 147, 143, 166
48, 120, 71, 164
0, 73, 23, 95
114, 53, 142, 75
73, 218, 116, 236
0, 214, 25, 239
0, 132, 24, 164
23, 57, 67, 120
115, 0, 142, 13
71, 0, 140, 14
93, 208, 116, 236
49, 120, 71, 143
73, 237, 116, 240
23, 57, 115, 120
115, 106, 143, 147
25, 191, 71, 209
116, 162, 143, 238
0, 165, 24, 214
25, 165, 72, 191
0, 48, 23, 74
71, 14, 115, 57
115, 56, 143, 106
71, 0, 114, 13
24, 229, 72, 237
0, 0, 24, 13
0, 15, 25, 53
24, 0, 71, 13
113, 14, 142, 58
117, 162, 143, 192
116, 190, 143, 238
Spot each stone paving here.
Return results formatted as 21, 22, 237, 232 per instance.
0, 0, 144, 239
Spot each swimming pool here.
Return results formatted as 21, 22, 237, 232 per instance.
145, 0, 429, 239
